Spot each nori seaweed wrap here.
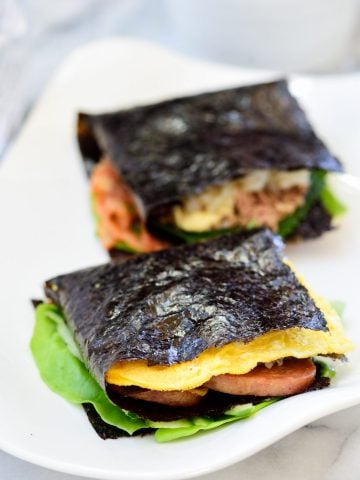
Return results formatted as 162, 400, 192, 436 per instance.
77, 80, 345, 256
31, 230, 353, 439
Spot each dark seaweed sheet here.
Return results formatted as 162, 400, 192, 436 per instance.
82, 403, 151, 439
78, 80, 342, 216
45, 229, 327, 388
289, 201, 333, 240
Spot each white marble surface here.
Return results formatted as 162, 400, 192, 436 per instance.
1, 2, 360, 479
2, 404, 360, 480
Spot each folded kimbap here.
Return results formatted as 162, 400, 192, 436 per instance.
77, 80, 345, 256
31, 230, 353, 441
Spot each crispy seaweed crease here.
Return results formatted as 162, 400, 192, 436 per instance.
45, 230, 327, 388
77, 80, 342, 216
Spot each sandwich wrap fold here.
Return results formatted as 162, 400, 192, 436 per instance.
78, 80, 342, 219
45, 230, 328, 389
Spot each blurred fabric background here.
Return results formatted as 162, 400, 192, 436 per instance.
0, 0, 169, 157
1, 0, 360, 160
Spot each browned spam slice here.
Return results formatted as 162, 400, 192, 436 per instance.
109, 359, 315, 408
122, 387, 208, 407
205, 358, 316, 396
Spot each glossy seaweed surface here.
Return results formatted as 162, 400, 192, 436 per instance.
78, 80, 342, 214
45, 230, 327, 388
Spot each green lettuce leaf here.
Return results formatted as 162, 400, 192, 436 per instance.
278, 171, 347, 238
30, 304, 146, 434
320, 185, 347, 218
313, 359, 336, 379
154, 398, 279, 442
278, 170, 327, 238
31, 305, 333, 442
30, 305, 280, 441
112, 241, 139, 253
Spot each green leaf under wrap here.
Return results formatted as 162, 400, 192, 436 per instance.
313, 359, 336, 379
320, 185, 347, 218
154, 398, 279, 442
278, 170, 327, 237
30, 304, 146, 434
30, 305, 333, 442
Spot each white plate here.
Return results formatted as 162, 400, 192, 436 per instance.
1, 38, 360, 480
